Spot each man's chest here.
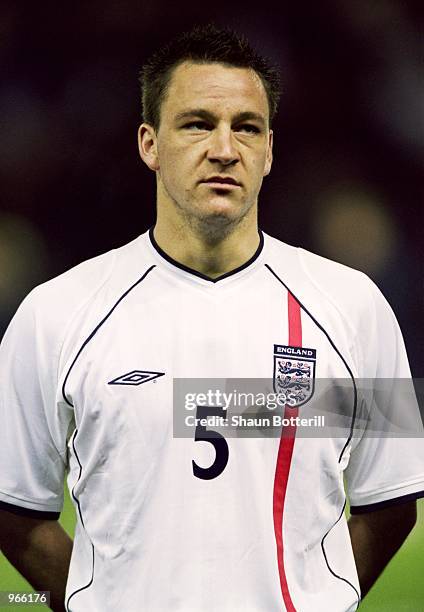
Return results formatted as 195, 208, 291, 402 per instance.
62, 281, 355, 547
63, 285, 355, 437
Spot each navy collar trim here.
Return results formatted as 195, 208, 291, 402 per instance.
148, 228, 264, 283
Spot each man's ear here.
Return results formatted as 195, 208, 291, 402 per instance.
263, 129, 273, 177
138, 123, 159, 171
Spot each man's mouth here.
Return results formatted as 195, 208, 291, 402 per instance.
201, 176, 241, 189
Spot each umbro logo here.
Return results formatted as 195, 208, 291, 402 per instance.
108, 370, 165, 386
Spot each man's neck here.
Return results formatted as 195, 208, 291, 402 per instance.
153, 214, 260, 279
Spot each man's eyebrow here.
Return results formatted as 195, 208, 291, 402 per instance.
175, 109, 216, 122
174, 109, 266, 126
233, 112, 266, 126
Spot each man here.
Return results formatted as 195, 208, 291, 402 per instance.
0, 25, 423, 612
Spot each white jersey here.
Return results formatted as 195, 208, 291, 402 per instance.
1, 230, 423, 612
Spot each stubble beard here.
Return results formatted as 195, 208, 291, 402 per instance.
171, 188, 256, 246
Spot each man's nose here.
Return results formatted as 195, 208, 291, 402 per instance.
206, 127, 240, 165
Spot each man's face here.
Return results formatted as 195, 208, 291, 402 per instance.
140, 61, 273, 234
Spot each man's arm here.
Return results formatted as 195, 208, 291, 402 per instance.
0, 510, 73, 612
348, 500, 417, 598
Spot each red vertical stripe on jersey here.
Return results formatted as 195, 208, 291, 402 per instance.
273, 292, 302, 612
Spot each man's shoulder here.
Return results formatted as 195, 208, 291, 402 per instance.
13, 233, 153, 337
32, 246, 116, 306
298, 245, 372, 295
264, 233, 382, 331
265, 233, 373, 295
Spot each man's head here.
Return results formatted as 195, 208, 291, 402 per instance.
138, 26, 281, 241
139, 24, 281, 131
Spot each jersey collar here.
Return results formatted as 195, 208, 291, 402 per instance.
148, 227, 265, 284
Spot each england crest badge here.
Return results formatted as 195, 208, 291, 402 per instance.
273, 344, 316, 407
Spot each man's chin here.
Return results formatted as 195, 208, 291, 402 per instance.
193, 207, 248, 243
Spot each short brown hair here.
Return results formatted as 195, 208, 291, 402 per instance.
139, 24, 281, 130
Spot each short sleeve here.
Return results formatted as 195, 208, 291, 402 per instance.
0, 290, 74, 519
344, 280, 424, 513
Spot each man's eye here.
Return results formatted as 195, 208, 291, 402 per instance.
184, 121, 211, 130
236, 124, 260, 134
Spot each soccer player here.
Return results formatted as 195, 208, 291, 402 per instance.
0, 25, 423, 612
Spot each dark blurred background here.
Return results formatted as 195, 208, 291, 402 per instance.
0, 0, 422, 373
